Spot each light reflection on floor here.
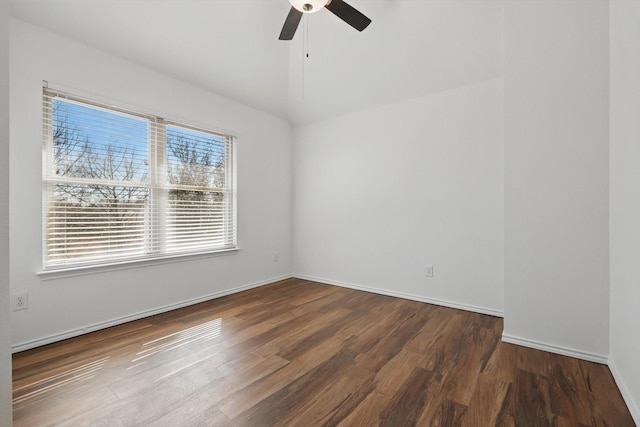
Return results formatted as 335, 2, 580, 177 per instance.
13, 318, 225, 407
13, 357, 110, 405
131, 318, 223, 364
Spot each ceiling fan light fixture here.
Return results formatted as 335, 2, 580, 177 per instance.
289, 0, 330, 14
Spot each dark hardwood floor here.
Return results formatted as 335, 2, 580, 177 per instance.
12, 278, 635, 426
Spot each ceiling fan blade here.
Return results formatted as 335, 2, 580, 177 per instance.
279, 7, 304, 40
325, 0, 371, 32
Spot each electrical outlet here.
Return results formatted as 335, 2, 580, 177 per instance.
425, 265, 434, 278
274, 252, 279, 262
12, 292, 29, 311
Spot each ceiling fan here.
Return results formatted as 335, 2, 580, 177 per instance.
279, 0, 371, 40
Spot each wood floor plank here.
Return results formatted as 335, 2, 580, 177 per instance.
336, 391, 391, 427
517, 345, 553, 377
461, 373, 510, 427
148, 407, 234, 427
404, 307, 461, 355
289, 289, 348, 313
106, 346, 252, 399
356, 310, 430, 373
367, 349, 430, 397
426, 399, 468, 427
440, 325, 501, 406
512, 368, 555, 426
277, 309, 368, 361
249, 307, 352, 358
275, 364, 376, 426
346, 298, 423, 355
12, 380, 118, 427
12, 278, 636, 426
218, 329, 351, 419
379, 366, 437, 427
549, 354, 594, 425
578, 358, 637, 427
233, 349, 359, 426
483, 341, 520, 382
413, 366, 467, 426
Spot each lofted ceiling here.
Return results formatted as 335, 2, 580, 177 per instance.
10, 0, 505, 125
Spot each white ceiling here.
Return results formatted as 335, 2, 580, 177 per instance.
10, 0, 505, 125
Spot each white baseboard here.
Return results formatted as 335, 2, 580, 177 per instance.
11, 274, 293, 353
609, 357, 640, 425
292, 273, 504, 318
501, 333, 609, 364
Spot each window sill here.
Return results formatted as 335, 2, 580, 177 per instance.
37, 248, 240, 281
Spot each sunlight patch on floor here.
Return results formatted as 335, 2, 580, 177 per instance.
132, 318, 223, 363
13, 357, 110, 406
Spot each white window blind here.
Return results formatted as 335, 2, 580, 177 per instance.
42, 88, 236, 269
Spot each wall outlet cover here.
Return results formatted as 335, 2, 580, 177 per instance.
425, 265, 434, 277
12, 292, 29, 311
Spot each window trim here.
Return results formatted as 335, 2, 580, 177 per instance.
37, 247, 240, 280
41, 85, 239, 272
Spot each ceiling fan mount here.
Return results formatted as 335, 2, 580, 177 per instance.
289, 0, 330, 13
279, 0, 371, 40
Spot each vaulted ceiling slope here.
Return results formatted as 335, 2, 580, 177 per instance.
10, 0, 504, 125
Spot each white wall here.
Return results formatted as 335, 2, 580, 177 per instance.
609, 1, 640, 423
293, 78, 505, 315
503, 1, 610, 361
10, 19, 293, 350
0, 0, 13, 424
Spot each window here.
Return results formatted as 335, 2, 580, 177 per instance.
42, 88, 236, 270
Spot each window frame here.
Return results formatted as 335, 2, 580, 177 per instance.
40, 87, 238, 276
